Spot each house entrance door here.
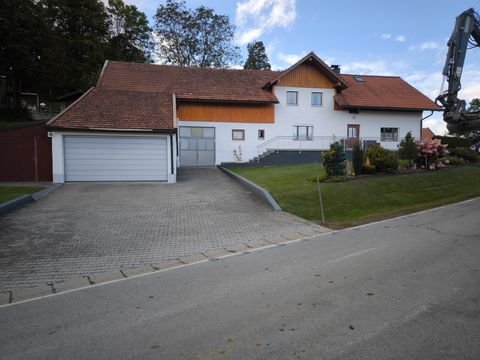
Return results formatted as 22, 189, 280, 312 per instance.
347, 124, 360, 149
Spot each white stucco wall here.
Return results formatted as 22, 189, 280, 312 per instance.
179, 85, 423, 165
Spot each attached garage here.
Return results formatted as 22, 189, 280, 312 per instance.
63, 135, 168, 181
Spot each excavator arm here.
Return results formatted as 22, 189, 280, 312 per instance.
436, 8, 480, 132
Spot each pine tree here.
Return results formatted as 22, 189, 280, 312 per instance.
244, 41, 271, 70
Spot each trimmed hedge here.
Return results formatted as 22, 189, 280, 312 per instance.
433, 136, 471, 148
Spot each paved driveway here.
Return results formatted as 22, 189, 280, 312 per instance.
0, 168, 326, 291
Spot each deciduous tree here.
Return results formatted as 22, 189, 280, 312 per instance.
107, 0, 153, 63
154, 0, 240, 67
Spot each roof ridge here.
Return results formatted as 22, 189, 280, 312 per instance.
341, 73, 401, 78
106, 60, 282, 74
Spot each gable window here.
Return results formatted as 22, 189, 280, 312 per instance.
311, 92, 323, 106
258, 129, 265, 140
232, 129, 245, 140
380, 127, 399, 141
286, 91, 298, 105
294, 126, 313, 140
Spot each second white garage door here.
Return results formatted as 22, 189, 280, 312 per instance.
64, 135, 168, 181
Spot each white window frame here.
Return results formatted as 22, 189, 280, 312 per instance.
311, 92, 323, 106
232, 129, 245, 141
380, 127, 399, 141
286, 91, 298, 106
293, 126, 313, 141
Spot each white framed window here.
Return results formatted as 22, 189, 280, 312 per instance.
294, 126, 313, 140
286, 91, 298, 105
258, 129, 265, 140
311, 92, 323, 106
232, 129, 245, 140
380, 127, 399, 141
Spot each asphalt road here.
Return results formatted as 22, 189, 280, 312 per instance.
1, 198, 479, 360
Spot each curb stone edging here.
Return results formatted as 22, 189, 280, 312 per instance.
0, 195, 33, 215
219, 166, 282, 211
0, 183, 63, 215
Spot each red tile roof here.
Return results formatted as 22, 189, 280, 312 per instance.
422, 127, 436, 140
48, 88, 174, 131
335, 74, 441, 111
98, 61, 280, 103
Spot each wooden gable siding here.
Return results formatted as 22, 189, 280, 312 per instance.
177, 102, 274, 123
277, 62, 335, 88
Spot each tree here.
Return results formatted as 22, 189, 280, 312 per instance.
398, 131, 418, 167
244, 41, 271, 70
40, 0, 110, 93
154, 0, 240, 67
107, 0, 153, 63
449, 98, 480, 141
0, 0, 51, 116
468, 98, 480, 112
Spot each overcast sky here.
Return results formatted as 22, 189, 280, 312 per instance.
122, 0, 480, 135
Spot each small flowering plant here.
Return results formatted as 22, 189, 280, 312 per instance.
415, 138, 448, 168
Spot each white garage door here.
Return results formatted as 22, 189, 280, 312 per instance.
64, 135, 168, 181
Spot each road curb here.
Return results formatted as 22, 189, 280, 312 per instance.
0, 228, 327, 307
219, 166, 282, 211
0, 195, 33, 215
0, 183, 62, 216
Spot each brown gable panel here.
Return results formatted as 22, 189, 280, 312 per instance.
178, 102, 274, 123
276, 62, 336, 88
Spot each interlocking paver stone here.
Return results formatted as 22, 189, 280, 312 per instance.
0, 291, 11, 305
178, 253, 208, 264
0, 168, 329, 292
120, 266, 154, 278
202, 248, 231, 259
11, 286, 52, 303
53, 276, 91, 293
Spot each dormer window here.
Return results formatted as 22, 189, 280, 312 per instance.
354, 75, 365, 82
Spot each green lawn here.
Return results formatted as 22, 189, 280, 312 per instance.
231, 164, 480, 228
0, 186, 44, 203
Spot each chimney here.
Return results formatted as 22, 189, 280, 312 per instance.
331, 64, 341, 74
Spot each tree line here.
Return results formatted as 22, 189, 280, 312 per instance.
0, 0, 271, 117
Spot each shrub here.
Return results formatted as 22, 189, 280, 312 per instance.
398, 159, 411, 169
415, 138, 448, 168
398, 131, 417, 167
322, 142, 346, 178
352, 143, 363, 175
449, 147, 478, 162
361, 164, 376, 174
433, 136, 471, 149
443, 156, 465, 166
365, 145, 398, 172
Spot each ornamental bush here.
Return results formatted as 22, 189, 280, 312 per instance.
352, 143, 364, 175
322, 142, 346, 177
398, 131, 417, 167
415, 138, 448, 168
449, 147, 478, 162
365, 145, 398, 172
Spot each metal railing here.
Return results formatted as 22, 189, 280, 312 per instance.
256, 135, 388, 161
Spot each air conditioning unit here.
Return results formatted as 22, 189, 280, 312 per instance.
47, 132, 54, 138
